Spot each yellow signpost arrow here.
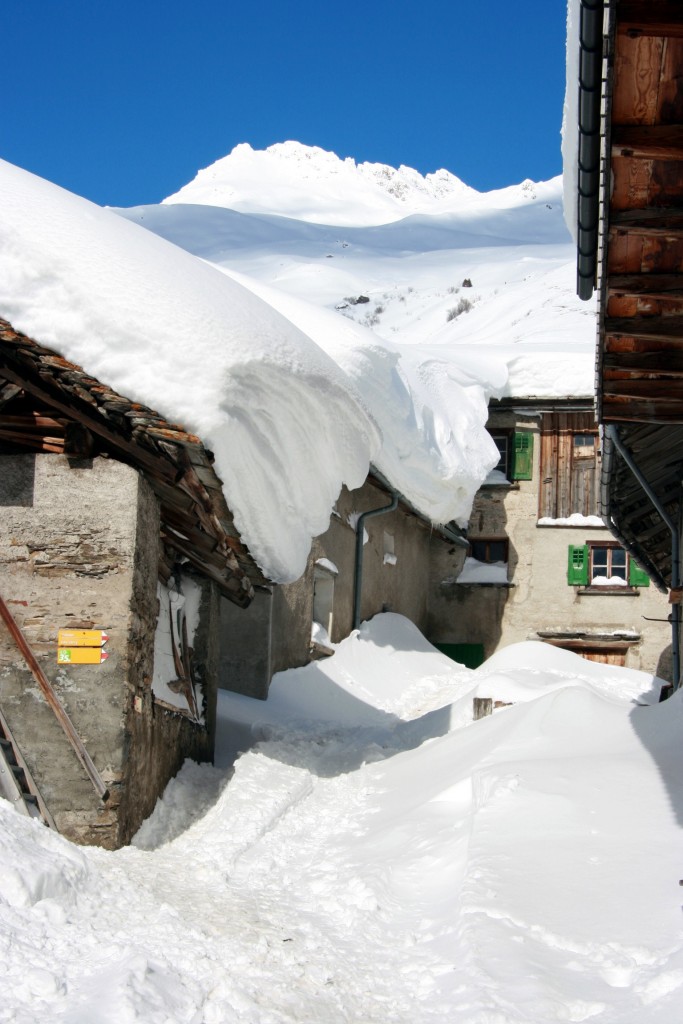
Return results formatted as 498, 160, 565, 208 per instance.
57, 629, 109, 648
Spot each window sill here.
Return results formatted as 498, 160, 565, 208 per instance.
457, 581, 515, 588
481, 480, 519, 490
576, 587, 639, 596
536, 522, 608, 530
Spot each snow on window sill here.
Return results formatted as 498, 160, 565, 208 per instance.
537, 515, 606, 528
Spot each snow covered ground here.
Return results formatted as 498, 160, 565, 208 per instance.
2, 613, 682, 1023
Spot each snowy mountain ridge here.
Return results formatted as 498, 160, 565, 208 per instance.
162, 140, 551, 227
122, 142, 594, 406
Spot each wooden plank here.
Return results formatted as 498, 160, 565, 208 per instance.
603, 378, 683, 398
617, 5, 683, 40
0, 414, 67, 429
0, 430, 64, 453
608, 272, 683, 298
602, 397, 683, 422
604, 349, 683, 374
605, 315, 683, 341
609, 208, 683, 233
612, 125, 683, 160
0, 364, 179, 483
612, 35, 664, 124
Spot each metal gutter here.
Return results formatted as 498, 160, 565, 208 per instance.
576, 0, 606, 300
603, 426, 681, 688
352, 492, 399, 631
368, 467, 469, 549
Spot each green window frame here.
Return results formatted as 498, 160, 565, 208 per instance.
567, 544, 650, 588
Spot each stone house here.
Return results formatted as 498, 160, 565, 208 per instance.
426, 396, 672, 677
0, 318, 263, 848
0, 317, 472, 843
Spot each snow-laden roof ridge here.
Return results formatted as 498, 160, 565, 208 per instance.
0, 158, 381, 582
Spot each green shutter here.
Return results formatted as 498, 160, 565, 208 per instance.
567, 544, 589, 586
628, 559, 650, 587
512, 431, 534, 480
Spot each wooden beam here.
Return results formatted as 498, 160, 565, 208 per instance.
603, 378, 683, 399
0, 364, 179, 483
617, 4, 683, 39
0, 429, 64, 454
603, 350, 683, 375
0, 414, 67, 429
608, 272, 683, 299
605, 316, 683, 342
612, 125, 683, 161
609, 209, 683, 237
602, 397, 683, 423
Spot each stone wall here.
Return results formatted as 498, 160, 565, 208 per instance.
219, 476, 453, 698
0, 454, 218, 847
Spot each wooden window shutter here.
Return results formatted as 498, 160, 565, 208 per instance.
628, 559, 650, 588
567, 544, 589, 586
512, 432, 533, 480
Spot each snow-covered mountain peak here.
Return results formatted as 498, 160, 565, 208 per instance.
163, 141, 479, 226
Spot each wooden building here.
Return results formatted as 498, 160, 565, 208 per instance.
574, 0, 683, 689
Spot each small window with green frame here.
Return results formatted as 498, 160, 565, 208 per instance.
567, 542, 650, 589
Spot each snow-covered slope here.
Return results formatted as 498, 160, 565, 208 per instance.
119, 143, 597, 401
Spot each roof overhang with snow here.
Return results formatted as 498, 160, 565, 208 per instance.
574, 0, 683, 589
0, 319, 262, 606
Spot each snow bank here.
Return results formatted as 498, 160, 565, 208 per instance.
2, 615, 681, 1022
0, 158, 380, 582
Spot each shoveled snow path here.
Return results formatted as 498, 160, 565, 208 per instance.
1, 741, 467, 1023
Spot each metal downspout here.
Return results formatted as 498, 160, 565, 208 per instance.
605, 426, 681, 689
352, 492, 399, 631
576, 0, 605, 300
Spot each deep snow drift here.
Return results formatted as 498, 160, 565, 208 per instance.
2, 614, 682, 1023
0, 156, 521, 579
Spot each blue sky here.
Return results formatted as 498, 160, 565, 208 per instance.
5, 1, 567, 208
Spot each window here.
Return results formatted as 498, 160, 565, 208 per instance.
539, 413, 600, 518
491, 433, 510, 477
488, 431, 534, 482
567, 542, 650, 589
470, 538, 509, 563
459, 537, 509, 584
312, 565, 335, 639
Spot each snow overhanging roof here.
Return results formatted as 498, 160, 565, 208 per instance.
0, 319, 262, 606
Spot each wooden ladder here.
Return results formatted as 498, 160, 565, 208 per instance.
0, 705, 56, 829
